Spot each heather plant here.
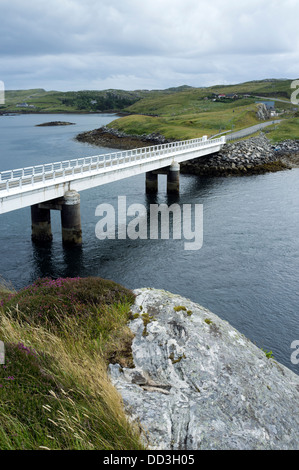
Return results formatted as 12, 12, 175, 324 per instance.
0, 276, 144, 450
0, 276, 135, 328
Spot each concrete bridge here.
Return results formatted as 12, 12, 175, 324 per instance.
0, 135, 225, 245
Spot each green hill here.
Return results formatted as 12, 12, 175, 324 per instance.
106, 79, 297, 140
0, 86, 195, 114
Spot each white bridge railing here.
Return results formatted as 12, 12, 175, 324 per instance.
0, 136, 225, 195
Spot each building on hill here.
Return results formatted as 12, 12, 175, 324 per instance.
16, 102, 35, 108
16, 102, 29, 107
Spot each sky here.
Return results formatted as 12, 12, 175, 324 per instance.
1, 0, 299, 91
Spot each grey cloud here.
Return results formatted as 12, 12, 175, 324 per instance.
1, 0, 298, 90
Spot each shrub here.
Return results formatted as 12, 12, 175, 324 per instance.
0, 277, 135, 327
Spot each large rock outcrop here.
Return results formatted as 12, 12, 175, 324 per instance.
109, 288, 299, 450
256, 103, 271, 120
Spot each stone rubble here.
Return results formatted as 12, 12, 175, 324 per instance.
109, 288, 299, 450
180, 133, 299, 176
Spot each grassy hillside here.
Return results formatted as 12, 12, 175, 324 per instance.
107, 100, 262, 140
0, 276, 144, 450
0, 85, 193, 114
106, 79, 296, 140
208, 78, 294, 98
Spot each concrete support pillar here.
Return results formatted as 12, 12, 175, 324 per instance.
167, 162, 180, 194
31, 204, 52, 243
145, 171, 158, 193
61, 190, 82, 246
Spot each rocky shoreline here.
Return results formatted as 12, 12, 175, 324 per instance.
75, 126, 299, 176
75, 125, 172, 150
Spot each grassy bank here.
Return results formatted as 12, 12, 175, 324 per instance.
263, 117, 299, 142
107, 102, 263, 140
0, 277, 144, 450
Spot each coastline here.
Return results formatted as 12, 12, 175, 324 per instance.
75, 125, 173, 150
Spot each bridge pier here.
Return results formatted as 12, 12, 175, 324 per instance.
145, 162, 180, 194
61, 191, 82, 246
145, 171, 158, 193
167, 162, 180, 194
31, 190, 82, 246
31, 204, 53, 243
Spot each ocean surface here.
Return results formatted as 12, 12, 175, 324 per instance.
0, 113, 298, 374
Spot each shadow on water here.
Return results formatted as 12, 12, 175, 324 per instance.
32, 241, 55, 279
32, 241, 84, 280
62, 244, 84, 278
182, 174, 225, 197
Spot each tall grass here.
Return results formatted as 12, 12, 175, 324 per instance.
107, 103, 262, 140
264, 117, 299, 142
0, 277, 144, 450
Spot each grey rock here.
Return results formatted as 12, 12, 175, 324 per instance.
109, 288, 299, 450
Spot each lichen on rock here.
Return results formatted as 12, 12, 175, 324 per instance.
109, 288, 299, 450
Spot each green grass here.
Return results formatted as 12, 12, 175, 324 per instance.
103, 79, 296, 141
107, 102, 266, 140
208, 78, 294, 99
263, 117, 299, 142
106, 79, 296, 140
0, 276, 145, 450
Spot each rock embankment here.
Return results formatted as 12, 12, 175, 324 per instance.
273, 139, 299, 168
109, 288, 299, 450
181, 133, 298, 176
75, 125, 172, 150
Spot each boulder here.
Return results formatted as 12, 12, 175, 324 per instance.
109, 288, 299, 450
256, 103, 271, 120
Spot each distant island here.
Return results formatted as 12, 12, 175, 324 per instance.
36, 121, 75, 127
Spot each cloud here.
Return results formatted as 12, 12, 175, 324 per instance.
1, 0, 298, 90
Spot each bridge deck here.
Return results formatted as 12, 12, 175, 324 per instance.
0, 135, 225, 214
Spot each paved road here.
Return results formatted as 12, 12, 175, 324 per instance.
253, 96, 291, 104
225, 119, 284, 141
